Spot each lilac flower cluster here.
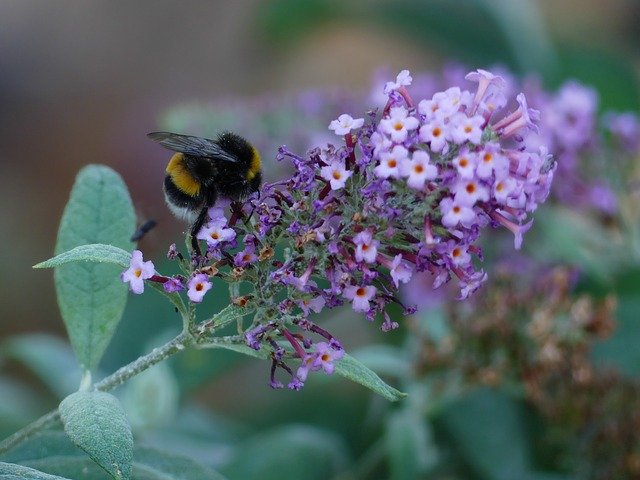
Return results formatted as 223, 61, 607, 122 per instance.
124, 69, 556, 390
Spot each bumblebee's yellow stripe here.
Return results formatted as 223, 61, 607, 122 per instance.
247, 146, 261, 181
166, 153, 200, 196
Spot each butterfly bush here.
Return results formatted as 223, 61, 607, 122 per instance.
125, 69, 555, 390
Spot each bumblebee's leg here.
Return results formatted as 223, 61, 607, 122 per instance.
189, 207, 209, 257
189, 188, 218, 257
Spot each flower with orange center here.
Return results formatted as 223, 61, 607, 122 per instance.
187, 273, 212, 303
121, 250, 155, 294
343, 284, 377, 313
320, 160, 353, 190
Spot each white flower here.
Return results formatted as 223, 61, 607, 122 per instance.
439, 197, 477, 228
320, 161, 353, 190
400, 150, 437, 190
419, 118, 449, 154
449, 112, 485, 145
374, 145, 408, 179
453, 178, 490, 206
197, 222, 236, 246
452, 149, 477, 179
383, 69, 412, 94
329, 114, 364, 135
380, 106, 419, 143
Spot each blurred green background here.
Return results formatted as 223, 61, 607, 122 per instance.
1, 1, 639, 479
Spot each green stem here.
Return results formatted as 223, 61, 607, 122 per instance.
0, 332, 191, 455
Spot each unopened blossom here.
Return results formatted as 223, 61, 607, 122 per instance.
187, 273, 212, 303
329, 114, 364, 135
353, 230, 380, 263
121, 250, 155, 294
401, 150, 438, 190
320, 160, 353, 190
163, 276, 184, 293
343, 284, 376, 313
493, 93, 540, 138
465, 69, 506, 114
207, 207, 228, 225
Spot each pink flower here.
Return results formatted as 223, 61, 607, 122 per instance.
312, 342, 344, 374
439, 197, 477, 228
343, 284, 376, 312
197, 222, 236, 247
353, 230, 379, 263
187, 273, 212, 303
390, 254, 413, 288
121, 250, 155, 294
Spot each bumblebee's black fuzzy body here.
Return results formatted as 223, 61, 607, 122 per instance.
148, 131, 262, 254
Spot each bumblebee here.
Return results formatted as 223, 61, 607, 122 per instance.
148, 131, 262, 254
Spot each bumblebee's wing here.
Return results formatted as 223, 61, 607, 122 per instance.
147, 132, 238, 163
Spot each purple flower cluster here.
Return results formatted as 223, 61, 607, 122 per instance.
123, 68, 558, 390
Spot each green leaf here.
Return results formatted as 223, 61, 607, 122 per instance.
34, 244, 131, 269
386, 408, 438, 480
435, 388, 533, 479
220, 425, 347, 480
1, 334, 82, 399
122, 363, 179, 431
335, 354, 406, 402
53, 165, 136, 372
202, 342, 406, 401
0, 462, 72, 480
59, 391, 133, 480
132, 447, 227, 480
0, 377, 48, 440
0, 432, 226, 480
592, 269, 640, 377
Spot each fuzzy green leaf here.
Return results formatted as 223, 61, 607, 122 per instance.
334, 353, 407, 402
1, 431, 226, 480
1, 335, 82, 400
53, 165, 135, 372
0, 462, 72, 480
59, 391, 133, 480
35, 244, 131, 270
202, 342, 407, 401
